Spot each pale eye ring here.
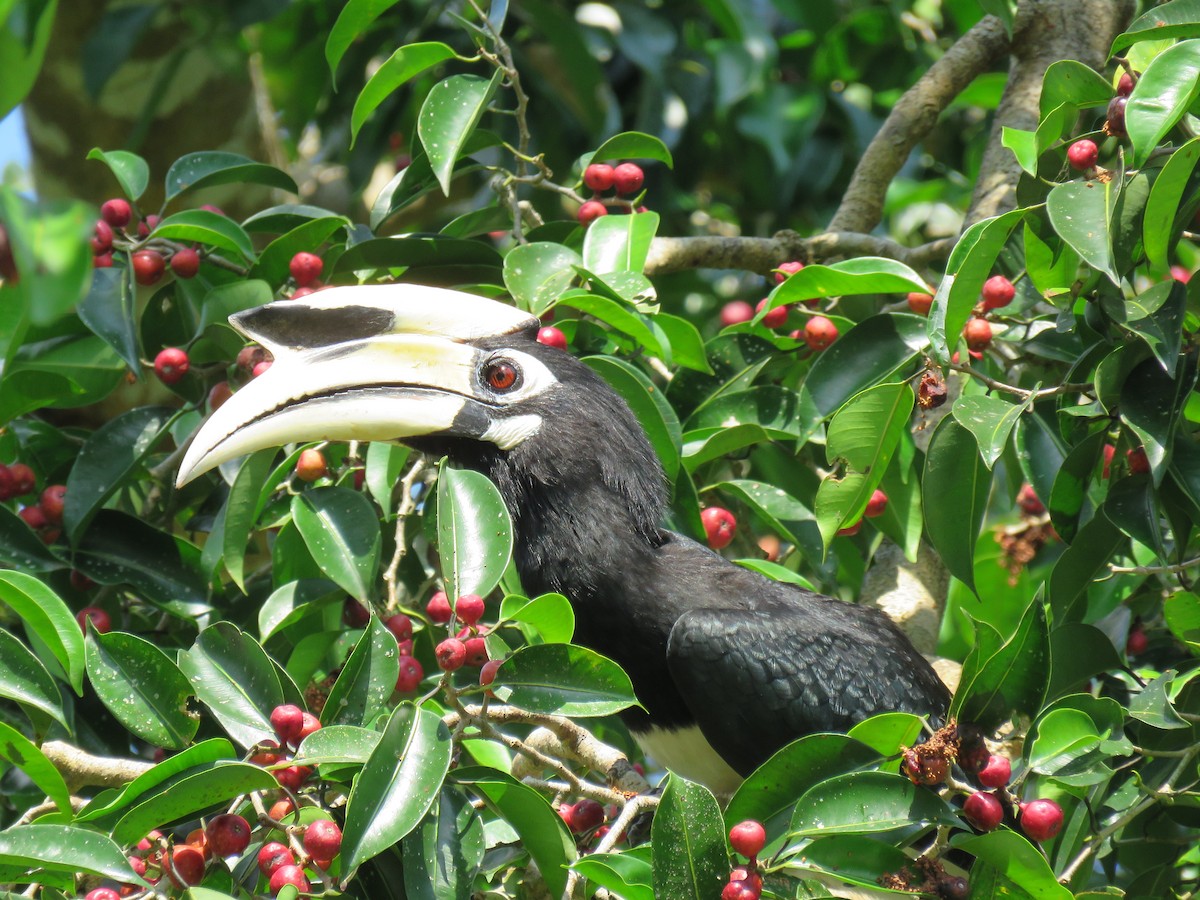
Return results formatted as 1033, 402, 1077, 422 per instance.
482, 358, 521, 393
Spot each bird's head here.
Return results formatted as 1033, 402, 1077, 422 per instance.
176, 285, 666, 545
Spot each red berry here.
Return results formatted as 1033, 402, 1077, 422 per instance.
269, 864, 311, 894
729, 819, 767, 857
756, 298, 787, 329
154, 347, 190, 384
1102, 443, 1116, 479
295, 448, 327, 482
252, 359, 273, 377
1067, 139, 1098, 171
237, 344, 268, 372
39, 484, 66, 525
257, 841, 295, 876
837, 519, 862, 537
1170, 265, 1192, 284
270, 703, 305, 745
70, 569, 95, 591
170, 247, 201, 279
1117, 72, 1135, 97
463, 635, 489, 667
385, 613, 413, 642
1017, 483, 1044, 516
166, 843, 206, 886
298, 711, 322, 742
804, 316, 838, 351
701, 506, 737, 550
86, 889, 122, 900
132, 250, 165, 286
1020, 798, 1063, 842
92, 219, 114, 254
208, 380, 233, 411
18, 505, 47, 530
773, 260, 804, 284
455, 593, 485, 625
613, 163, 645, 195
427, 591, 452, 624
583, 163, 615, 192
721, 880, 760, 900
343, 597, 370, 627
864, 489, 888, 519
1127, 446, 1150, 475
1107, 95, 1128, 137
93, 252, 113, 268
963, 317, 992, 351
137, 214, 160, 238
719, 301, 754, 326
1126, 622, 1148, 656
8, 463, 33, 495
907, 292, 933, 315
76, 606, 111, 634
578, 200, 607, 225
981, 275, 1015, 310
436, 638, 467, 671
480, 657, 503, 688
249, 739, 282, 767
269, 797, 296, 821
976, 755, 1012, 788
964, 791, 1004, 831
205, 813, 252, 856
537, 326, 568, 350
274, 764, 312, 791
100, 198, 132, 228
729, 866, 763, 894
303, 818, 342, 860
289, 251, 324, 287
569, 798, 605, 833
396, 655, 424, 692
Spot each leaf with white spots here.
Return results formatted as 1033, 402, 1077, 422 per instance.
417, 72, 503, 195
436, 462, 513, 601
0, 824, 139, 882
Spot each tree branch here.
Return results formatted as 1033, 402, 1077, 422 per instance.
828, 16, 1012, 234
42, 741, 153, 791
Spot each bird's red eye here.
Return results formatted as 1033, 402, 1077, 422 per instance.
483, 360, 519, 392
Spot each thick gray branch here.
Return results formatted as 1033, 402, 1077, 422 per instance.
42, 741, 153, 791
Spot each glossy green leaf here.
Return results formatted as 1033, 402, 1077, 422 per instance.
654, 313, 712, 373
1047, 179, 1116, 282
1126, 280, 1186, 377
1047, 430, 1106, 542
1128, 670, 1189, 729
87, 148, 150, 200
85, 629, 197, 749
0, 571, 84, 694
436, 462, 513, 600
335, 235, 502, 276
1040, 60, 1114, 116
952, 599, 1049, 731
322, 617, 400, 727
503, 242, 583, 315
401, 786, 484, 900
0, 506, 63, 573
0, 0, 57, 120
492, 643, 638, 716
768, 257, 930, 314
180, 622, 285, 748
242, 203, 345, 233
652, 774, 727, 900
798, 834, 912, 889
110, 761, 279, 846
951, 831, 1072, 898
292, 487, 382, 602
922, 417, 990, 592
294, 724, 381, 765
1027, 708, 1102, 775
572, 852, 655, 900
0, 825, 137, 883
791, 771, 962, 835
1127, 40, 1200, 166
0, 720, 71, 813
153, 209, 255, 261
258, 579, 342, 641
1144, 137, 1200, 268
327, 0, 405, 80
952, 393, 1029, 469
63, 406, 172, 541
365, 441, 410, 519
77, 266, 138, 374
1047, 624, 1122, 697
73, 510, 207, 607
585, 355, 680, 479
164, 151, 297, 201
847, 713, 925, 757
1016, 413, 1068, 513
1113, 0, 1200, 52
369, 135, 498, 230
352, 42, 459, 143
582, 211, 659, 274
1122, 356, 1187, 483
803, 313, 930, 417
588, 131, 674, 167
1049, 513, 1125, 623
681, 424, 771, 470
0, 626, 67, 729
342, 704, 453, 874
927, 209, 1026, 360
451, 766, 576, 898
1105, 474, 1166, 559
1164, 591, 1200, 653
687, 386, 808, 439
499, 593, 575, 644
418, 72, 502, 195
221, 450, 275, 592
197, 278, 275, 332
557, 291, 664, 356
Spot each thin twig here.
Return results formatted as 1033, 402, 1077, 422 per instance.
383, 458, 428, 609
1110, 557, 1200, 576
944, 362, 1092, 401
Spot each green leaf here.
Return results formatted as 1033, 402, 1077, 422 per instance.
681, 424, 770, 470
77, 266, 139, 374
1113, 0, 1200, 53
326, 0, 405, 81
153, 209, 256, 262
588, 132, 674, 167
927, 209, 1026, 360
221, 450, 275, 591
1127, 40, 1200, 166
436, 463, 513, 601
499, 593, 575, 644
651, 774, 727, 900
1047, 430, 1106, 543
0, 626, 67, 729
369, 134, 498, 229
0, 506, 63, 573
322, 617, 400, 727
180, 622, 286, 748
1164, 591, 1200, 653
242, 203, 346, 233
110, 761, 279, 846
1128, 670, 1189, 729
1144, 137, 1200, 268
503, 242, 583, 315
654, 313, 712, 373
572, 852, 655, 900
798, 835, 913, 891
1048, 513, 1125, 623
0, 0, 56, 120
556, 291, 664, 356
258, 579, 341, 642
351, 42, 459, 143
1105, 474, 1167, 560
688, 386, 809, 440
1017, 414, 1068, 515
802, 313, 930, 418
342, 704, 453, 875
0, 720, 71, 813
197, 278, 275, 334
334, 235, 501, 276
74, 511, 206, 607
450, 766, 576, 898
0, 571, 84, 694
85, 148, 150, 201
1026, 708, 1102, 776
1047, 623, 1122, 697
1122, 356, 1189, 483
294, 724, 381, 766
0, 824, 137, 883
922, 417, 991, 592
952, 393, 1029, 469
768, 258, 930, 315
164, 151, 298, 201
85, 629, 198, 749
0, 192, 95, 328
1040, 60, 1114, 116
952, 598, 1049, 731
63, 406, 172, 541
582, 212, 659, 274
1126, 280, 1186, 377
1047, 179, 1116, 282
418, 72, 503, 195
951, 831, 1073, 899
791, 771, 962, 836
584, 355, 680, 479
492, 643, 637, 716
292, 487, 382, 603
401, 786, 484, 900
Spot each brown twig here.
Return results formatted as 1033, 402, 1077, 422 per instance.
42, 740, 154, 791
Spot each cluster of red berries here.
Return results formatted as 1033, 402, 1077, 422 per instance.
958, 746, 1064, 843
837, 488, 889, 538
289, 251, 324, 297
577, 162, 647, 225
955, 273, 1015, 358
1106, 70, 1134, 138
91, 198, 205, 284
429, 591, 492, 673
3, 460, 67, 544
718, 261, 841, 352
722, 819, 766, 900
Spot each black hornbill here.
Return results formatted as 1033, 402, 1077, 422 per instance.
177, 285, 950, 795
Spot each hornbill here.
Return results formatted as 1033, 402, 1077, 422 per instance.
177, 285, 950, 795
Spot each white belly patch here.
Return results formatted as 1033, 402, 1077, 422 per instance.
636, 725, 744, 798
